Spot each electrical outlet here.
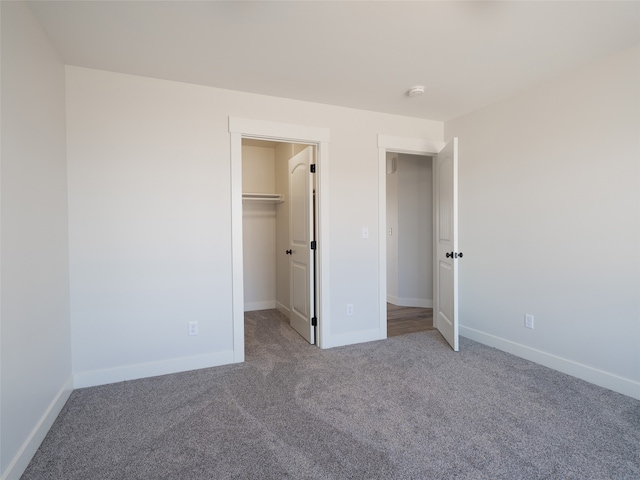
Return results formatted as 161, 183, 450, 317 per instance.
188, 321, 199, 336
524, 314, 534, 329
362, 227, 369, 239
347, 304, 354, 316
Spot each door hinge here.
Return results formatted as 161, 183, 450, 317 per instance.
311, 317, 318, 327
310, 240, 317, 250
310, 164, 316, 173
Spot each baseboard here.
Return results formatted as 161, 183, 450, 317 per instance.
73, 350, 236, 389
275, 301, 290, 318
387, 296, 433, 308
2, 375, 74, 480
321, 328, 385, 349
244, 300, 276, 312
460, 326, 640, 401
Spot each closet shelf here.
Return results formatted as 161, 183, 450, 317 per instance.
242, 193, 284, 204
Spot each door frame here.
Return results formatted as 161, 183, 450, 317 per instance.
377, 135, 445, 338
230, 117, 331, 361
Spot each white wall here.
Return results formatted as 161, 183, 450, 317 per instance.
445, 45, 640, 399
0, 2, 73, 479
397, 154, 432, 307
242, 144, 277, 310
242, 144, 275, 193
66, 66, 443, 386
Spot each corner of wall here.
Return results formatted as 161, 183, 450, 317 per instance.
1, 377, 73, 480
460, 327, 640, 401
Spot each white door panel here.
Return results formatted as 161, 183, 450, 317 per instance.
289, 147, 315, 344
434, 138, 459, 351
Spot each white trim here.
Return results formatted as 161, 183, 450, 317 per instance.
229, 117, 330, 144
387, 296, 433, 308
0, 4, 4, 471
73, 351, 235, 389
321, 328, 385, 349
276, 301, 291, 318
378, 147, 388, 340
378, 134, 444, 345
460, 326, 640, 401
316, 141, 330, 348
244, 300, 277, 311
378, 134, 445, 155
230, 132, 245, 363
2, 376, 73, 480
229, 117, 331, 353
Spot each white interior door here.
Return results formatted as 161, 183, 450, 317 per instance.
288, 147, 315, 344
434, 138, 459, 351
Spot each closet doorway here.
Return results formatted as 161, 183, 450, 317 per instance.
241, 139, 318, 344
229, 117, 330, 361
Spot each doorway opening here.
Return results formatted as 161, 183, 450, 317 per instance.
377, 134, 459, 351
230, 117, 331, 362
241, 139, 318, 344
385, 152, 434, 337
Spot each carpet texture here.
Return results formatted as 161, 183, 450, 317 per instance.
22, 310, 640, 479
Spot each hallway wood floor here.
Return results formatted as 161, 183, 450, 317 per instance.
387, 303, 434, 337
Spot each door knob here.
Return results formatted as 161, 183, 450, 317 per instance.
286, 249, 292, 255
446, 252, 464, 259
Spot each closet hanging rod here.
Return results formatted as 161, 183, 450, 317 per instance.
242, 193, 284, 204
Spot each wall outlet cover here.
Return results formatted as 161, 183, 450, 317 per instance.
524, 314, 534, 329
188, 321, 199, 336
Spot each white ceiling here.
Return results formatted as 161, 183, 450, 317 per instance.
28, 1, 640, 121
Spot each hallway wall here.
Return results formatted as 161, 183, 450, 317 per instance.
386, 154, 433, 307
